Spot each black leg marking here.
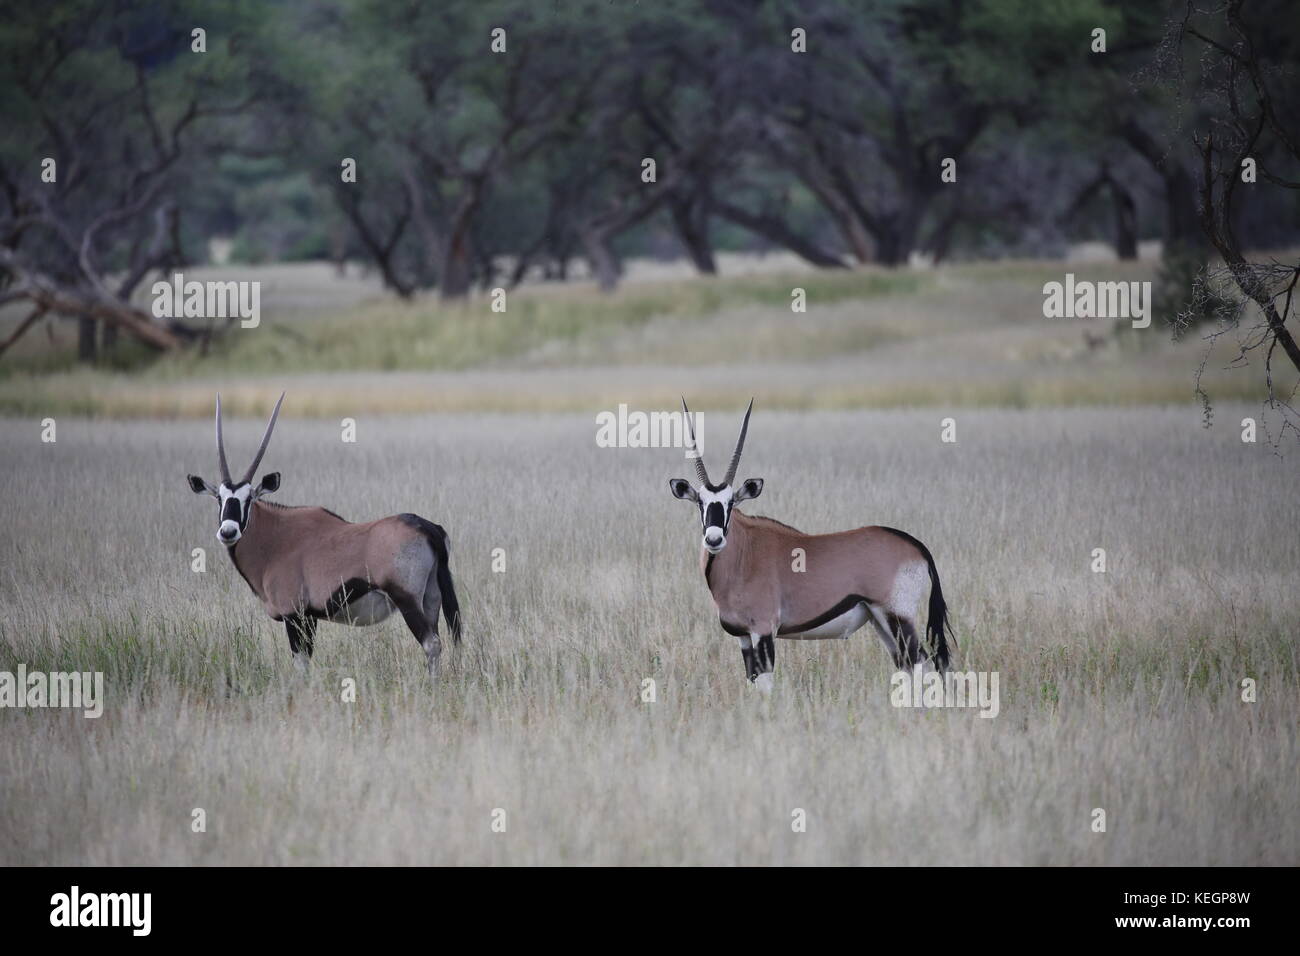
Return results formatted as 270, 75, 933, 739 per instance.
755, 633, 776, 675
395, 592, 441, 677
395, 595, 432, 644
887, 612, 922, 668
740, 643, 759, 682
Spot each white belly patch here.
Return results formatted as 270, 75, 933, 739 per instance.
783, 601, 871, 640
326, 590, 397, 626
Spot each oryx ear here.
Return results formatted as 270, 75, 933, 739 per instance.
255, 472, 281, 496
188, 474, 217, 497
735, 478, 764, 502
669, 478, 698, 502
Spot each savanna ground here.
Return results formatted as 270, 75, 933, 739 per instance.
0, 256, 1296, 865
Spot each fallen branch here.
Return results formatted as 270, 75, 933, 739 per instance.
0, 305, 48, 357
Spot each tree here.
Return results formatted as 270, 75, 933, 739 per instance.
1164, 0, 1300, 440
0, 0, 275, 359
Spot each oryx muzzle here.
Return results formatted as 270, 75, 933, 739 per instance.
669, 399, 954, 689
187, 393, 463, 677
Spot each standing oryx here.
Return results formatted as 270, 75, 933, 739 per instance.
186, 393, 461, 676
669, 399, 953, 690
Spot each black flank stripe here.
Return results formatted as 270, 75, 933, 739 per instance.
778, 594, 871, 636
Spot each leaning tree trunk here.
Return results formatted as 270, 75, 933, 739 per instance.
711, 199, 847, 269
669, 196, 717, 275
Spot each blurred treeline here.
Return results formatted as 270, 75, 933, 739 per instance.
1, 0, 1298, 313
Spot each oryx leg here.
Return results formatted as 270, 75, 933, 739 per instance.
868, 604, 907, 669
391, 539, 442, 679
395, 592, 441, 679
421, 567, 444, 652
736, 634, 758, 683
753, 632, 776, 692
868, 605, 925, 670
888, 612, 924, 669
736, 632, 775, 692
285, 614, 317, 673
886, 560, 931, 670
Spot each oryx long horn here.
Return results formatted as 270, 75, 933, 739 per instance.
681, 396, 710, 486
215, 393, 232, 484
241, 391, 285, 484
722, 398, 754, 487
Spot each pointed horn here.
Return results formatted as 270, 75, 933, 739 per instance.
681, 396, 710, 486
241, 391, 285, 484
722, 398, 754, 487
215, 393, 232, 484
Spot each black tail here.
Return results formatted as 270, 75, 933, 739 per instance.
880, 527, 955, 670
399, 514, 463, 644
436, 554, 462, 644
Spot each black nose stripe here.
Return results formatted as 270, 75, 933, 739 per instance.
221, 497, 242, 525
705, 502, 726, 530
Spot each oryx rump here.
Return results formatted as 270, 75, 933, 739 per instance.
187, 393, 462, 676
669, 399, 953, 690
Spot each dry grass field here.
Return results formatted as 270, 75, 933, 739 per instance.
1, 405, 1295, 865
1, 256, 1294, 419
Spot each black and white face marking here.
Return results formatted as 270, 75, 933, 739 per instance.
698, 485, 734, 553
669, 478, 763, 554
216, 482, 253, 545
187, 471, 280, 546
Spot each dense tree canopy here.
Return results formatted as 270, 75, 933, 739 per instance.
2, 0, 1297, 357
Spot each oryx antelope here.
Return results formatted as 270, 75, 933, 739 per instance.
186, 393, 461, 676
669, 399, 953, 690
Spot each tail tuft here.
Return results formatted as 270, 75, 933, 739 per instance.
437, 557, 462, 644
432, 529, 462, 644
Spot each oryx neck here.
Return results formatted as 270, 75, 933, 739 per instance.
226, 501, 283, 594
702, 510, 752, 589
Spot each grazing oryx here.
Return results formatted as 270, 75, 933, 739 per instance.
186, 393, 461, 676
669, 399, 953, 690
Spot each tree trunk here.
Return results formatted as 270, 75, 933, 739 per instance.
1121, 120, 1206, 258
1111, 179, 1138, 261
77, 316, 97, 362
581, 229, 621, 293
439, 234, 474, 301
434, 194, 482, 302
923, 204, 962, 264
834, 211, 875, 264
872, 215, 919, 267
670, 196, 717, 275
711, 199, 847, 269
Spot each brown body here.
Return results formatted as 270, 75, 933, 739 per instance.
669, 397, 952, 687
230, 502, 447, 624
703, 511, 930, 642
188, 392, 461, 676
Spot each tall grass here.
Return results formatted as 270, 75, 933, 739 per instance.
1, 407, 1295, 864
